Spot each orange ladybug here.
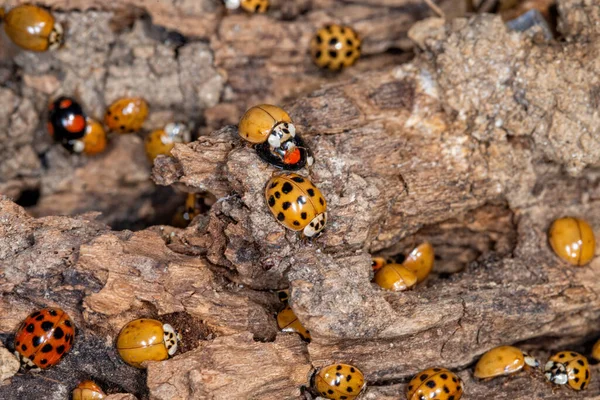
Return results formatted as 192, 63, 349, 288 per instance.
72, 380, 106, 399
310, 24, 361, 71
2, 5, 64, 52
104, 97, 149, 134
548, 217, 595, 266
406, 368, 463, 400
314, 364, 365, 400
402, 242, 434, 283
474, 346, 539, 379
544, 351, 591, 391
14, 308, 75, 370
373, 263, 417, 292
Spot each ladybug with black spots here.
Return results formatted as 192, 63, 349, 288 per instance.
104, 97, 149, 134
313, 363, 365, 400
264, 173, 327, 238
48, 96, 87, 144
544, 351, 590, 391
310, 24, 361, 71
277, 305, 311, 341
13, 308, 75, 370
406, 367, 463, 400
116, 318, 181, 369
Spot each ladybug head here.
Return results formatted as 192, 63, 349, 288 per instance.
268, 122, 296, 149
303, 212, 327, 238
49, 22, 64, 51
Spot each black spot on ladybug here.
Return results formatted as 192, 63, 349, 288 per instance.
26, 324, 35, 333
30, 311, 41, 318
275, 192, 281, 199
328, 389, 334, 394
107, 110, 112, 116
574, 377, 580, 383
326, 25, 333, 33
346, 375, 352, 381
277, 212, 285, 221
420, 374, 428, 381
346, 50, 353, 58
452, 377, 457, 382
48, 309, 57, 316
346, 39, 353, 46
254, 4, 260, 11
440, 374, 448, 380
307, 189, 315, 197
559, 354, 566, 358
15, 341, 20, 346
316, 35, 323, 44
56, 345, 66, 354
293, 221, 300, 226
329, 38, 338, 46
268, 196, 275, 207
120, 125, 126, 130
448, 396, 455, 400
573, 368, 580, 374
35, 315, 44, 321
282, 201, 291, 210
41, 321, 54, 332
319, 197, 324, 205
350, 367, 355, 373
586, 369, 589, 379
329, 50, 338, 58
336, 365, 342, 370
21, 344, 27, 351
292, 176, 304, 183
40, 359, 47, 365
408, 385, 413, 390
347, 387, 353, 393
41, 344, 53, 353
581, 382, 587, 390
301, 212, 307, 220
282, 182, 293, 194
578, 359, 585, 366
32, 336, 42, 347
570, 352, 577, 357
53, 327, 64, 339
340, 397, 347, 400
425, 380, 436, 388
444, 385, 450, 393
297, 196, 306, 204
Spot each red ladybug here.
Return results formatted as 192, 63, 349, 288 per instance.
48, 97, 87, 145
14, 308, 75, 370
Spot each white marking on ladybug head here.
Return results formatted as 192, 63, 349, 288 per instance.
303, 212, 327, 238
162, 323, 180, 356
72, 140, 85, 153
544, 361, 568, 385
49, 22, 64, 51
224, 0, 241, 9
523, 352, 539, 368
269, 122, 296, 149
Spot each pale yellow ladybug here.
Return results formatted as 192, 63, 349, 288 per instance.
264, 173, 327, 238
238, 104, 295, 148
474, 346, 539, 379
145, 122, 190, 162
116, 318, 181, 369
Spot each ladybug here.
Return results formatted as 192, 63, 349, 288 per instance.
549, 217, 595, 266
544, 351, 590, 391
104, 97, 149, 134
116, 318, 181, 369
240, 0, 269, 13
310, 24, 361, 71
593, 339, 600, 362
406, 367, 463, 400
13, 308, 75, 370
2, 5, 64, 52
474, 345, 539, 379
277, 305, 311, 341
72, 380, 106, 400
145, 122, 191, 162
264, 173, 327, 238
373, 263, 417, 292
313, 363, 365, 400
371, 257, 387, 272
48, 96, 87, 143
402, 242, 435, 283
